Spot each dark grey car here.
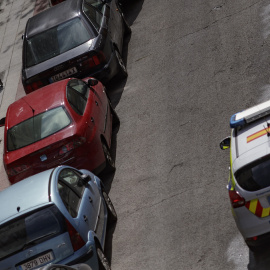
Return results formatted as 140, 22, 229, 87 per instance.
22, 0, 130, 94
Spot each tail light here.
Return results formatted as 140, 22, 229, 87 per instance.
81, 52, 106, 70
229, 189, 245, 208
59, 137, 86, 156
246, 236, 258, 241
65, 219, 85, 251
25, 80, 44, 94
7, 165, 31, 177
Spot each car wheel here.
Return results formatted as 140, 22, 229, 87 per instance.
102, 141, 115, 172
122, 14, 131, 35
97, 247, 111, 270
115, 49, 128, 79
109, 103, 120, 130
103, 191, 117, 223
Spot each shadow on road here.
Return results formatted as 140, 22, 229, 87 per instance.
248, 246, 270, 269
99, 0, 145, 264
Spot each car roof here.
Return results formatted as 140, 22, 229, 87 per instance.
6, 79, 69, 128
0, 169, 54, 225
232, 116, 270, 172
26, 0, 82, 38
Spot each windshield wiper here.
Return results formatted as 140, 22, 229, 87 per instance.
22, 232, 56, 250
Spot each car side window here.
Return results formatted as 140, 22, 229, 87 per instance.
84, 0, 106, 13
58, 168, 85, 218
66, 79, 90, 115
83, 2, 103, 30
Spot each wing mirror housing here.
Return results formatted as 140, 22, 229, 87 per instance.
78, 174, 91, 187
220, 136, 231, 150
87, 78, 99, 87
0, 117, 5, 127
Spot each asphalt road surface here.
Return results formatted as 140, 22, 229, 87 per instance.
104, 0, 270, 270
2, 0, 270, 269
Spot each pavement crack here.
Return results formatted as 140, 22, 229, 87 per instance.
165, 0, 263, 41
168, 163, 184, 175
135, 54, 152, 62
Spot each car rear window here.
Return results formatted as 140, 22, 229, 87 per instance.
26, 17, 93, 67
236, 157, 270, 191
0, 205, 65, 260
7, 106, 71, 151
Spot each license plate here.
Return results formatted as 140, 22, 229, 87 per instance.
19, 251, 54, 270
51, 67, 77, 82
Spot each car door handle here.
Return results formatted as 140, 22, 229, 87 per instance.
83, 215, 88, 222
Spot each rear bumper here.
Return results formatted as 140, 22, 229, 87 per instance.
245, 230, 270, 248
232, 206, 270, 240
83, 50, 118, 84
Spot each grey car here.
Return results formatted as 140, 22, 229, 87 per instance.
22, 0, 130, 94
0, 166, 116, 270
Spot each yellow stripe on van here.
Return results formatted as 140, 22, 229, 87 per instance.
249, 199, 258, 214
262, 207, 270, 218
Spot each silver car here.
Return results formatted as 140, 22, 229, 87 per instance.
38, 264, 92, 270
0, 166, 116, 269
38, 263, 92, 270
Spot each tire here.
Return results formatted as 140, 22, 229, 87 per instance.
97, 247, 111, 270
109, 103, 120, 129
102, 141, 115, 172
122, 14, 131, 35
115, 49, 128, 79
103, 191, 117, 223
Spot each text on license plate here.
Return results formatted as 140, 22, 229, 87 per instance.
51, 67, 77, 82
19, 251, 54, 270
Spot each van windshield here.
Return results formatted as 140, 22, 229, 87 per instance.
236, 157, 270, 191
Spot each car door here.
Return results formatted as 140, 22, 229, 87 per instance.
66, 79, 109, 140
57, 168, 101, 238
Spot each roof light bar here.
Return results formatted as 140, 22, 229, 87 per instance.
230, 100, 270, 128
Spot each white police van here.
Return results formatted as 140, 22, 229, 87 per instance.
220, 100, 270, 251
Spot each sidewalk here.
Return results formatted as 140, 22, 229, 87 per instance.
0, 0, 48, 190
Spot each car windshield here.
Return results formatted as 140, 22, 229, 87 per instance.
0, 205, 65, 260
26, 17, 92, 67
236, 156, 270, 191
7, 107, 71, 151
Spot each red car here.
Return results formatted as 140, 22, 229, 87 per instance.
3, 77, 118, 184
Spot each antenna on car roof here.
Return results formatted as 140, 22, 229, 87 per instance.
22, 97, 35, 115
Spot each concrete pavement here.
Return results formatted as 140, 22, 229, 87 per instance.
0, 0, 48, 190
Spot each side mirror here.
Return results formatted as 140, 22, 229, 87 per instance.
0, 117, 5, 127
220, 136, 231, 150
78, 174, 91, 186
87, 78, 98, 87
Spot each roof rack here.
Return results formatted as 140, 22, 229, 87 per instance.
230, 100, 270, 128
